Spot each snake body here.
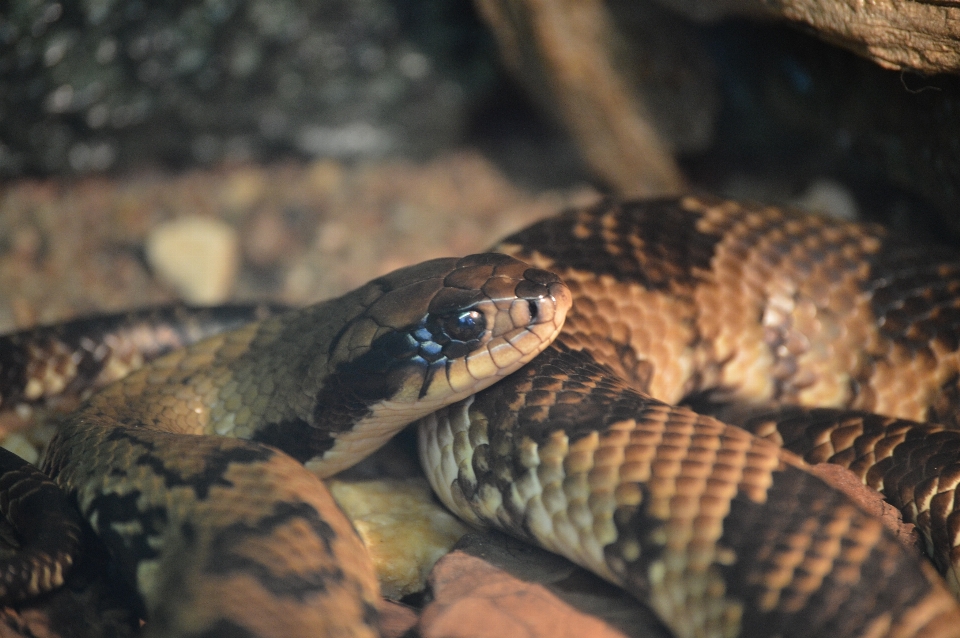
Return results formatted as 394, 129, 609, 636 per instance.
413, 195, 960, 637
0, 304, 287, 413
4, 195, 960, 637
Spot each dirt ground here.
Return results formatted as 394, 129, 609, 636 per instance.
0, 151, 598, 332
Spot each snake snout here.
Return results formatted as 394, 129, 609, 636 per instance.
419, 254, 570, 399
517, 268, 571, 332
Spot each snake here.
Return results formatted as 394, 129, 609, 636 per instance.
3, 194, 960, 637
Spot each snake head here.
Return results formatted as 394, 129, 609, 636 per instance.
345, 252, 571, 404
301, 253, 571, 475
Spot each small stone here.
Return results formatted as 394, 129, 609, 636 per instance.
146, 216, 239, 304
306, 159, 343, 197
328, 477, 470, 599
244, 209, 291, 266
1, 433, 39, 465
221, 167, 267, 211
792, 178, 859, 220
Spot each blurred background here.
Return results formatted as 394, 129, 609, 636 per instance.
0, 0, 958, 329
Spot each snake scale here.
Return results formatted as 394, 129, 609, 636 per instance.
3, 194, 960, 637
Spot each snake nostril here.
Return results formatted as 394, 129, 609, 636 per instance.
528, 300, 539, 322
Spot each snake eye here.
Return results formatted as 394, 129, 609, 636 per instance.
440, 309, 485, 343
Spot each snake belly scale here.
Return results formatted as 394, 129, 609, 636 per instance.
26, 253, 571, 638
5, 195, 960, 637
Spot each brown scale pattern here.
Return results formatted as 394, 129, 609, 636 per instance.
0, 447, 84, 604
734, 407, 960, 594
494, 195, 960, 420
44, 421, 384, 638
424, 194, 960, 636
422, 343, 960, 638
0, 305, 287, 412
492, 197, 960, 586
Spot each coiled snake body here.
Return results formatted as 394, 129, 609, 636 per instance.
4, 195, 960, 637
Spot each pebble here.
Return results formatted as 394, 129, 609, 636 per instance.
2, 433, 39, 464
328, 477, 470, 599
792, 178, 859, 220
146, 216, 240, 304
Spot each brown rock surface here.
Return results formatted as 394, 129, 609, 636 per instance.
657, 0, 960, 75
420, 551, 635, 638
475, 0, 716, 197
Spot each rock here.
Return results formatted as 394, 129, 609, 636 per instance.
656, 0, 960, 75
446, 532, 671, 638
378, 600, 419, 638
791, 178, 859, 221
328, 477, 471, 599
476, 2, 960, 237
0, 0, 484, 176
146, 216, 239, 304
475, 0, 717, 197
420, 550, 639, 638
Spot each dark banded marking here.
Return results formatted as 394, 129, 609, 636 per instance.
0, 447, 85, 604
718, 464, 938, 637
733, 406, 960, 581
205, 501, 342, 600
99, 430, 275, 500
498, 198, 723, 291
470, 342, 656, 447
251, 418, 336, 464
307, 331, 428, 435
83, 492, 167, 581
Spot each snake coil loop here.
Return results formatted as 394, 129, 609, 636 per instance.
4, 196, 960, 638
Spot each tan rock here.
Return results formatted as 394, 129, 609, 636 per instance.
328, 478, 471, 599
0, 433, 39, 465
146, 216, 239, 304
